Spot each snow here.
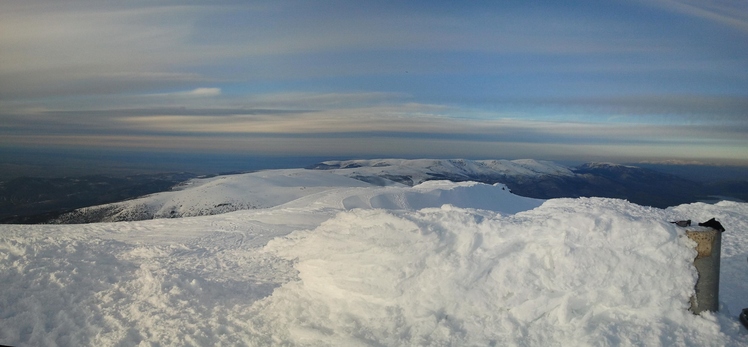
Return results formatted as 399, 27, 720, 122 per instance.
579, 162, 640, 169
314, 158, 575, 185
53, 169, 374, 222
2, 168, 748, 346
51, 164, 554, 223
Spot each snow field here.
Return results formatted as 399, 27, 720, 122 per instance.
0, 228, 292, 346
1, 179, 747, 346
255, 201, 731, 346
57, 169, 374, 222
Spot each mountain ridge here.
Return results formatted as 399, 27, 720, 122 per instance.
0, 172, 197, 223
39, 158, 725, 224
312, 159, 710, 208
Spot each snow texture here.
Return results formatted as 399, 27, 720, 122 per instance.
2, 169, 748, 346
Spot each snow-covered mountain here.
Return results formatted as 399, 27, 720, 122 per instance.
2, 174, 747, 346
310, 158, 574, 185
312, 158, 708, 208
47, 158, 718, 224
0, 173, 198, 223
7, 158, 742, 225
51, 169, 373, 223
51, 167, 545, 224
51, 159, 562, 223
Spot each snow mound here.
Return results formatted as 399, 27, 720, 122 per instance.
279, 181, 544, 215
367, 181, 542, 213
254, 199, 739, 346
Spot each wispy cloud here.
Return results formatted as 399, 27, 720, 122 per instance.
2, 89, 746, 164
0, 1, 692, 99
646, 0, 748, 32
0, 2, 229, 99
149, 88, 221, 98
1, 1, 746, 167
5, 100, 744, 143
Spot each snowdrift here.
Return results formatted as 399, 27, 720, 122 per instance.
255, 201, 735, 346
2, 179, 748, 346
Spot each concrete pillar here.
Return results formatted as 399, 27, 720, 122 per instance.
685, 227, 722, 314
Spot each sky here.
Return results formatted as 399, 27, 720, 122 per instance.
1, 0, 747, 177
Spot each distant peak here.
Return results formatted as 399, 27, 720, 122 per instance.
308, 158, 574, 180
580, 162, 639, 169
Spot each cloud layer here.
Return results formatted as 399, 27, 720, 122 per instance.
1, 0, 747, 166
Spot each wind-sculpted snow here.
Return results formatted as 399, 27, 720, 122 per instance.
255, 202, 739, 346
1, 181, 747, 346
279, 181, 544, 215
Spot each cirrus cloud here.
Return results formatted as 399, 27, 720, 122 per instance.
148, 87, 222, 98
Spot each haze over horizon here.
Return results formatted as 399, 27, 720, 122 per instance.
2, 0, 747, 177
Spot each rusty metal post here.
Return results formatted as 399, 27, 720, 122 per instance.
685, 226, 722, 314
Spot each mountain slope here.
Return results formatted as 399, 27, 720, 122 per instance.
51, 158, 713, 223
310, 158, 574, 185
52, 170, 372, 223
313, 159, 708, 208
52, 160, 562, 224
0, 173, 196, 223
52, 167, 545, 224
567, 163, 706, 207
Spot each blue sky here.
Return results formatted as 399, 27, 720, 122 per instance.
1, 0, 747, 171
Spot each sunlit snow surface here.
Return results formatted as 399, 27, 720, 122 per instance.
1, 170, 748, 346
